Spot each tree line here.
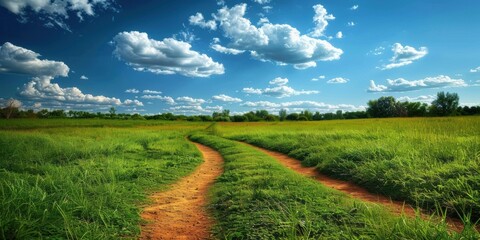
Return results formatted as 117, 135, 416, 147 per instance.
1, 92, 479, 121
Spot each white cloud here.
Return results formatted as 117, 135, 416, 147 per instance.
167, 105, 222, 115
212, 94, 242, 102
470, 66, 480, 73
0, 0, 116, 30
20, 76, 122, 105
350, 5, 359, 10
242, 100, 364, 112
327, 77, 349, 84
0, 42, 69, 77
210, 39, 245, 55
112, 31, 224, 77
176, 96, 206, 105
310, 4, 335, 37
257, 17, 269, 25
335, 31, 343, 39
243, 77, 319, 98
143, 89, 162, 94
380, 43, 428, 70
311, 75, 326, 81
368, 75, 467, 92
269, 77, 288, 86
253, 0, 270, 4
204, 4, 342, 69
242, 87, 263, 95
347, 22, 355, 26
141, 95, 175, 104
293, 61, 317, 70
80, 75, 88, 80
397, 95, 435, 103
125, 88, 140, 94
0, 98, 22, 108
123, 99, 144, 106
189, 12, 217, 30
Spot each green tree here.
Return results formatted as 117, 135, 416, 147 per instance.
430, 92, 459, 116
278, 109, 287, 121
367, 96, 397, 118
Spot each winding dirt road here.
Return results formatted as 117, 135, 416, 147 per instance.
140, 142, 223, 240
240, 142, 465, 232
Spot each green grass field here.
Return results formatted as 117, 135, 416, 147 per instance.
1, 118, 479, 239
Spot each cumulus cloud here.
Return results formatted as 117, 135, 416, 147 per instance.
397, 95, 435, 103
0, 0, 116, 30
167, 105, 223, 115
311, 75, 326, 81
200, 4, 342, 69
242, 100, 364, 112
123, 99, 144, 106
112, 31, 224, 77
210, 38, 245, 55
368, 75, 467, 92
140, 95, 175, 104
347, 22, 355, 26
243, 87, 263, 95
310, 4, 335, 37
176, 96, 206, 105
0, 42, 128, 109
80, 75, 88, 80
327, 77, 349, 84
269, 77, 288, 86
253, 0, 270, 4
212, 94, 242, 102
350, 5, 359, 10
0, 42, 69, 77
19, 76, 122, 105
142, 89, 162, 94
470, 66, 480, 73
125, 88, 139, 94
335, 31, 343, 39
381, 43, 428, 70
242, 77, 319, 98
189, 12, 217, 30
370, 46, 385, 56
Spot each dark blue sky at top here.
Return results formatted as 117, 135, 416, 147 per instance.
0, 0, 479, 115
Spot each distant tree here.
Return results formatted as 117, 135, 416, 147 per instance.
255, 110, 269, 119
109, 107, 116, 118
279, 109, 287, 121
312, 111, 322, 120
430, 92, 459, 116
286, 113, 299, 121
335, 110, 344, 119
300, 110, 313, 121
367, 96, 397, 118
2, 98, 22, 119
404, 102, 428, 117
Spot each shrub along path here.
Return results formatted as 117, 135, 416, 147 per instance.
239, 141, 466, 232
140, 142, 223, 239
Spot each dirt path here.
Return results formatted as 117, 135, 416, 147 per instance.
140, 142, 223, 240
240, 142, 465, 232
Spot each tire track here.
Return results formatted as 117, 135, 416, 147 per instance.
239, 141, 466, 232
140, 142, 223, 240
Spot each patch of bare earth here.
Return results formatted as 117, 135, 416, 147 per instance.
140, 142, 223, 240
242, 142, 465, 232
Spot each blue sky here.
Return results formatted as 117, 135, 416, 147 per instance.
1, 0, 479, 115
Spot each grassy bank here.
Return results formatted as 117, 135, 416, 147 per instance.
190, 133, 476, 239
214, 117, 480, 223
0, 120, 206, 239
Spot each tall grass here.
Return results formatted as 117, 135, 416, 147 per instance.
0, 120, 206, 239
217, 117, 480, 224
190, 133, 477, 239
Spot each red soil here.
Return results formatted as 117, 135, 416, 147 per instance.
242, 142, 466, 232
140, 142, 223, 240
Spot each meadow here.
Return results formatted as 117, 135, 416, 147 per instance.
0, 117, 479, 239
214, 117, 480, 224
0, 120, 207, 239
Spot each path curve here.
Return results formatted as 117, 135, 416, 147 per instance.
140, 142, 223, 240
240, 142, 465, 232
